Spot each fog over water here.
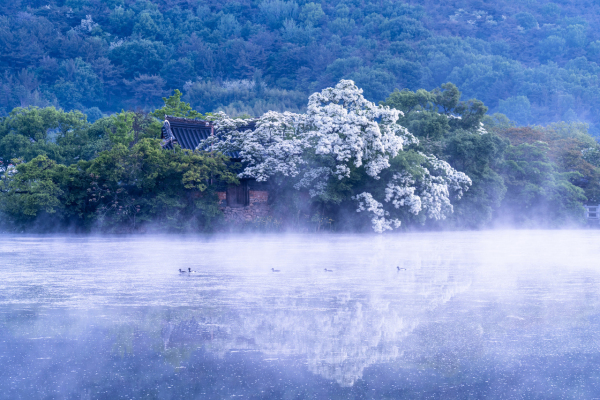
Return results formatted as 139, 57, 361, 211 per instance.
1, 231, 599, 399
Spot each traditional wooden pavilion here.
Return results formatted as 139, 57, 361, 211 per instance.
160, 116, 266, 211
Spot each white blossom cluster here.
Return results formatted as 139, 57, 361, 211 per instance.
384, 154, 472, 221
384, 173, 421, 214
293, 167, 330, 197
70, 15, 98, 35
0, 163, 16, 180
183, 80, 194, 92
79, 15, 98, 32
449, 9, 500, 26
222, 79, 256, 91
109, 39, 126, 50
304, 80, 417, 180
424, 154, 472, 199
354, 192, 401, 233
476, 122, 488, 135
202, 111, 308, 182
295, 80, 417, 198
199, 80, 472, 232
202, 80, 416, 189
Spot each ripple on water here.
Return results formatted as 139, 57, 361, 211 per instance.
0, 230, 600, 397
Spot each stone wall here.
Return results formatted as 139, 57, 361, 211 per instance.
218, 190, 270, 223
249, 190, 268, 205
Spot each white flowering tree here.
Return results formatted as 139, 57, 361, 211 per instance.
200, 80, 471, 232
202, 110, 309, 182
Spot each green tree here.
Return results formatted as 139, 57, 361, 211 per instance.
499, 142, 586, 226
150, 89, 204, 121
108, 40, 168, 79
0, 140, 238, 232
83, 139, 238, 231
514, 12, 537, 30
0, 106, 93, 165
107, 111, 161, 147
0, 155, 74, 223
445, 132, 507, 228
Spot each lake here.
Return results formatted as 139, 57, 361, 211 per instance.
1, 230, 599, 399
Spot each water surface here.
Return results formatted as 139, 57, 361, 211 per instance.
1, 231, 599, 399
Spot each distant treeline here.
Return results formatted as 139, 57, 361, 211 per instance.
0, 83, 598, 233
4, 1, 600, 134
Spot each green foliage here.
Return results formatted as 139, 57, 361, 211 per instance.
108, 39, 169, 79
183, 80, 305, 117
0, 94, 239, 232
381, 82, 488, 142
538, 36, 566, 62
445, 131, 508, 228
0, 107, 98, 165
84, 139, 237, 231
107, 111, 161, 147
300, 3, 325, 26
514, 12, 537, 30
0, 106, 88, 142
432, 83, 461, 114
4, 0, 600, 138
482, 113, 515, 133
0, 140, 237, 232
382, 83, 596, 228
500, 142, 586, 226
498, 96, 532, 126
516, 124, 600, 205
150, 90, 204, 121
0, 156, 70, 220
0, 78, 598, 232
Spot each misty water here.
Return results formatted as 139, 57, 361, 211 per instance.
1, 231, 599, 399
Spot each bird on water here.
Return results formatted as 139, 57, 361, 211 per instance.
271, 268, 280, 272
179, 269, 187, 274
397, 266, 406, 271
188, 268, 197, 273
324, 268, 333, 272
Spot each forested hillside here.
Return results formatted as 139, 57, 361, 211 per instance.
3, 0, 600, 134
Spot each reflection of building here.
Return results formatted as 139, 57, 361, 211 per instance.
161, 116, 269, 222
585, 205, 600, 222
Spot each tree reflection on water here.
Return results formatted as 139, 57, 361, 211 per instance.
1, 232, 600, 398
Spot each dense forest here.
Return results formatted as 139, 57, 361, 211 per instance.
1, 0, 600, 232
0, 82, 598, 232
3, 0, 600, 133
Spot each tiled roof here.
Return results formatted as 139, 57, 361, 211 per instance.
161, 116, 250, 159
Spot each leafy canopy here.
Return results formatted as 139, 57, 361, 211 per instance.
150, 90, 204, 121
